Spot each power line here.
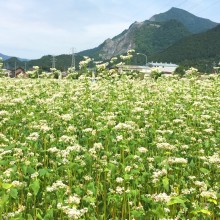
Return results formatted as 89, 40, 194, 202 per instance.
51, 55, 56, 68
71, 48, 76, 69
14, 61, 17, 77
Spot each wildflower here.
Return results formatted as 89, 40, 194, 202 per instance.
200, 190, 217, 199
31, 172, 39, 179
116, 186, 124, 194
67, 194, 81, 205
125, 166, 132, 172
27, 132, 39, 141
166, 157, 188, 165
138, 147, 148, 153
156, 143, 176, 151
151, 193, 171, 203
116, 177, 124, 183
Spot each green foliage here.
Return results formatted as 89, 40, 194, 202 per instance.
150, 68, 163, 80
0, 57, 7, 77
174, 65, 186, 77
134, 20, 191, 57
152, 25, 220, 72
0, 76, 220, 219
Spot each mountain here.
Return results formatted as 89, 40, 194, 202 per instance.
29, 54, 85, 71
79, 7, 218, 60
0, 52, 29, 62
2, 57, 25, 70
151, 25, 220, 71
79, 19, 191, 60
149, 7, 218, 34
0, 53, 11, 61
3, 7, 219, 71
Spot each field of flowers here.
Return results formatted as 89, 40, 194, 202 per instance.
0, 75, 220, 219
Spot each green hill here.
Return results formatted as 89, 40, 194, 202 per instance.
28, 54, 83, 71
151, 25, 220, 71
133, 19, 191, 56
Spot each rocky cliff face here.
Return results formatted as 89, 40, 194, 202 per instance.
98, 22, 143, 59
78, 7, 219, 60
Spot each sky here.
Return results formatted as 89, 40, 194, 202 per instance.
0, 0, 220, 59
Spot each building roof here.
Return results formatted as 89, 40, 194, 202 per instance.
149, 62, 178, 67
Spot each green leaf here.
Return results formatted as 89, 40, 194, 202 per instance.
2, 183, 12, 189
208, 198, 217, 205
27, 214, 34, 220
39, 169, 48, 177
189, 160, 195, 168
27, 166, 36, 175
87, 182, 96, 195
30, 179, 40, 196
37, 208, 43, 220
162, 177, 169, 192
199, 168, 210, 175
22, 165, 27, 175
37, 213, 43, 220
198, 209, 212, 216
167, 196, 186, 206
44, 209, 54, 220
0, 160, 8, 165
10, 188, 18, 199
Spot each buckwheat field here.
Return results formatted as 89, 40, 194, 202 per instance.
0, 75, 220, 219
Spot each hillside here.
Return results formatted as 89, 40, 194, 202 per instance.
79, 19, 191, 60
0, 53, 12, 61
3, 7, 219, 71
151, 25, 220, 62
133, 19, 191, 56
150, 25, 220, 72
79, 7, 218, 60
0, 53, 29, 62
2, 57, 24, 70
149, 7, 218, 34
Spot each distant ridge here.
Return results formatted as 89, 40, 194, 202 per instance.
78, 7, 219, 59
0, 53, 11, 61
151, 24, 220, 63
149, 7, 218, 33
2, 7, 219, 72
0, 53, 29, 61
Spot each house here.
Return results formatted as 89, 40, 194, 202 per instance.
8, 67, 27, 78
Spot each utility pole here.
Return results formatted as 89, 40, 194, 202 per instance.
14, 61, 17, 77
24, 62, 27, 72
71, 48, 76, 70
137, 53, 148, 66
51, 55, 56, 68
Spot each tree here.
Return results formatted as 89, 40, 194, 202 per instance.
0, 57, 7, 77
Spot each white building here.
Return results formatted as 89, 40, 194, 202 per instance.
117, 62, 178, 74
148, 62, 179, 74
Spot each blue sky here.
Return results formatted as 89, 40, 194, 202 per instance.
0, 0, 219, 59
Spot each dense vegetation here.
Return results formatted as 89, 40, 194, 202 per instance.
133, 20, 190, 57
0, 74, 220, 219
2, 8, 219, 73
151, 25, 220, 72
4, 55, 84, 72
